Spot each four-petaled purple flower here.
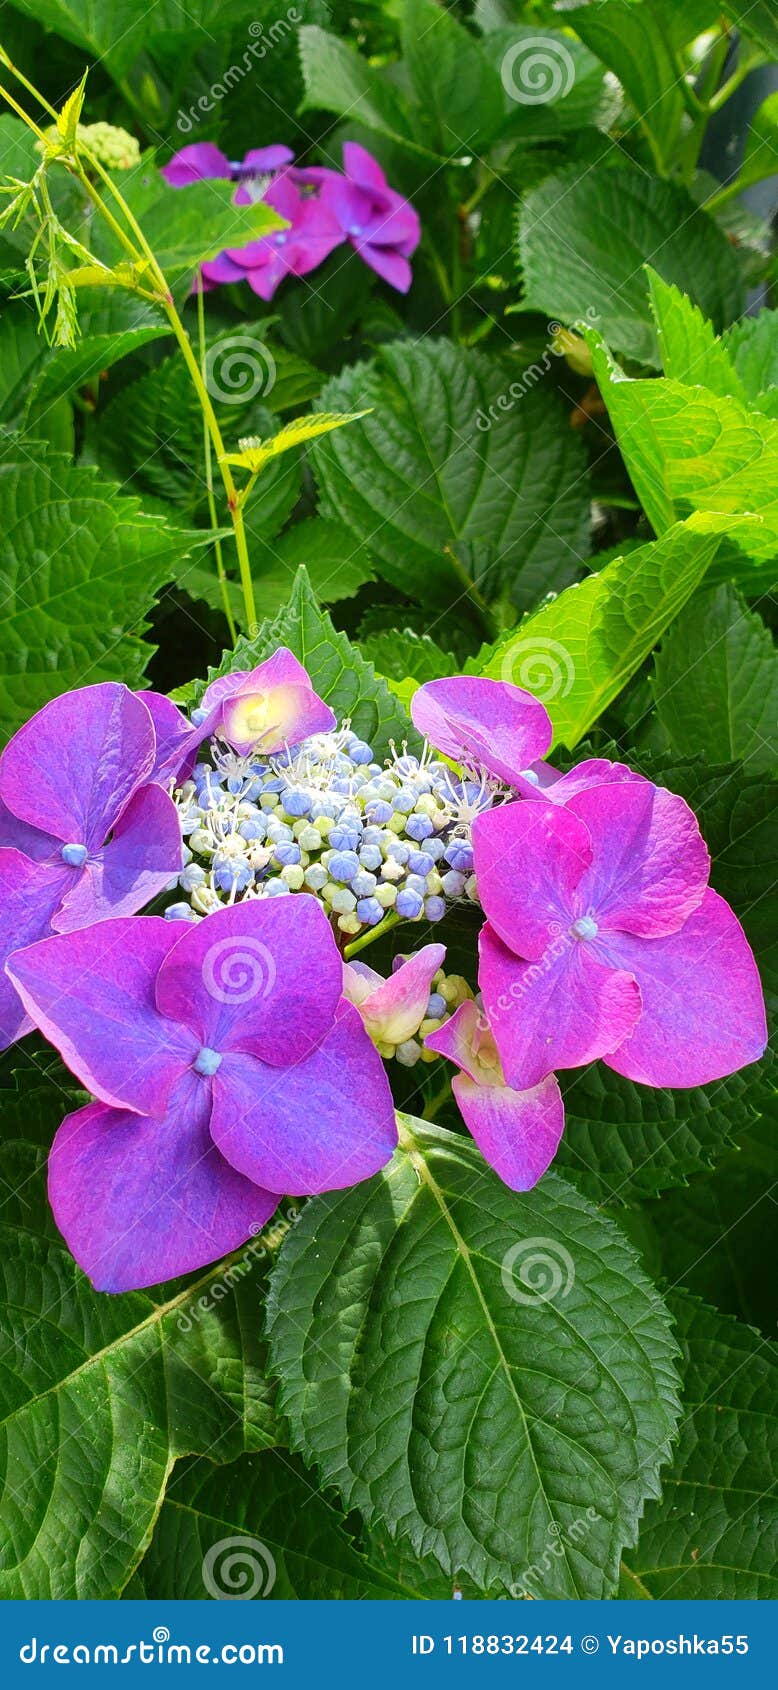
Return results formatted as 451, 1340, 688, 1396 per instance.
473, 782, 767, 1091
0, 683, 182, 1048
8, 897, 397, 1292
162, 139, 421, 296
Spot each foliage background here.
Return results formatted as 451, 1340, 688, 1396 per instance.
0, 0, 776, 1602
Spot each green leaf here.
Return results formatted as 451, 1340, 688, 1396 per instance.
519, 167, 742, 365
127, 1451, 410, 1599
222, 410, 369, 472
297, 25, 436, 159
592, 339, 778, 586
652, 585, 778, 772
621, 1295, 778, 1599
311, 337, 591, 615
734, 91, 778, 195
625, 1106, 777, 1330
400, 0, 505, 154
0, 1068, 282, 1598
184, 518, 376, 624
360, 628, 459, 685
556, 1058, 769, 1205
569, 1, 683, 171
476, 516, 727, 750
201, 567, 415, 761
0, 437, 200, 741
3, 1, 263, 83
721, 309, 778, 419
266, 1116, 681, 1597
646, 270, 747, 400
0, 292, 170, 426
482, 26, 622, 141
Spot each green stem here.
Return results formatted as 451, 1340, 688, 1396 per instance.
343, 912, 402, 960
422, 1075, 453, 1121
197, 280, 237, 644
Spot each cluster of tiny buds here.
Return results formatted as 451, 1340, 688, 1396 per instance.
166, 722, 507, 939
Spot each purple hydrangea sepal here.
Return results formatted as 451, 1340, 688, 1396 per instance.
0, 683, 182, 1049
319, 143, 421, 293
8, 897, 397, 1290
473, 782, 766, 1090
411, 675, 552, 789
204, 173, 343, 300
425, 1000, 564, 1190
142, 650, 336, 785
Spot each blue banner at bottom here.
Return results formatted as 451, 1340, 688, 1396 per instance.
1, 1602, 775, 1686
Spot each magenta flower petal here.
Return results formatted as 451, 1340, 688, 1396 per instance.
603, 889, 767, 1087
570, 782, 709, 939
0, 850, 72, 1048
209, 1001, 397, 1194
141, 690, 196, 785
53, 784, 183, 932
472, 800, 591, 960
345, 942, 446, 1046
0, 683, 155, 849
205, 649, 335, 756
7, 917, 195, 1115
49, 1080, 275, 1293
162, 143, 231, 186
0, 796, 55, 859
342, 142, 390, 196
515, 757, 647, 803
411, 677, 552, 787
425, 1001, 564, 1189
155, 895, 342, 1065
201, 252, 246, 284
357, 243, 413, 292
479, 920, 642, 1089
242, 145, 295, 172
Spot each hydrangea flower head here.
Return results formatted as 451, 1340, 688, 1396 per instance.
0, 683, 181, 1047
201, 172, 343, 299
425, 1000, 564, 1191
318, 143, 421, 293
8, 896, 397, 1291
161, 142, 294, 189
473, 782, 767, 1090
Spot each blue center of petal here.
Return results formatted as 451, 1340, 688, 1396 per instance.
519, 768, 540, 787
348, 222, 362, 236
275, 233, 287, 245
61, 842, 88, 868
571, 916, 598, 941
194, 1045, 222, 1077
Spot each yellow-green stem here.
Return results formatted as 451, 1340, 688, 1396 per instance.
197, 280, 237, 643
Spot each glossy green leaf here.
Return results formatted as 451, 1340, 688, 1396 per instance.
267, 1117, 681, 1597
652, 585, 778, 772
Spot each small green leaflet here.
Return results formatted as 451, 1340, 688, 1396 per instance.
222, 411, 370, 473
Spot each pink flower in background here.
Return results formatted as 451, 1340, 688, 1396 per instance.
202, 173, 343, 300
473, 782, 766, 1091
318, 143, 421, 293
162, 139, 420, 297
425, 1000, 564, 1190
